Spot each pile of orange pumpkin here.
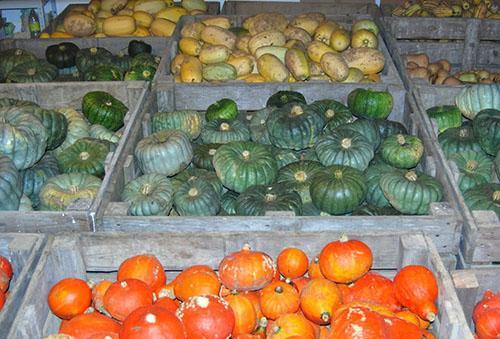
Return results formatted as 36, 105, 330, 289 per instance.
46, 236, 439, 338
473, 290, 500, 339
0, 255, 13, 311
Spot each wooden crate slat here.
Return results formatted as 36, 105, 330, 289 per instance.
222, 1, 377, 15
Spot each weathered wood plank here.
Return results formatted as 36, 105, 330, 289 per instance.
222, 1, 376, 15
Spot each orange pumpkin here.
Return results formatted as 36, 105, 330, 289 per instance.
308, 257, 324, 279
383, 315, 429, 339
154, 297, 180, 314
174, 265, 221, 301
300, 278, 342, 325
0, 270, 9, 294
333, 301, 395, 319
393, 265, 438, 322
266, 313, 316, 339
243, 290, 264, 320
277, 248, 309, 279
91, 280, 113, 313
0, 256, 12, 279
226, 293, 257, 335
48, 278, 92, 320
475, 308, 500, 339
58, 312, 121, 339
260, 281, 300, 320
329, 306, 388, 338
120, 305, 185, 339
117, 255, 166, 291
319, 236, 373, 283
396, 310, 421, 327
218, 244, 276, 291
473, 290, 500, 324
291, 277, 310, 295
319, 325, 331, 338
344, 272, 401, 312
103, 279, 153, 321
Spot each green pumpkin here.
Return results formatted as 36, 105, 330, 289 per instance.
201, 119, 250, 144
449, 151, 493, 193
124, 65, 156, 81
270, 146, 299, 169
315, 127, 373, 170
248, 108, 272, 145
310, 99, 353, 128
220, 190, 239, 215
276, 160, 324, 204
18, 195, 34, 211
463, 183, 500, 218
135, 129, 193, 176
266, 91, 306, 108
0, 155, 22, 210
381, 134, 423, 169
32, 108, 68, 150
364, 162, 400, 208
235, 184, 302, 216
22, 152, 60, 209
352, 204, 401, 216
310, 165, 367, 215
473, 109, 500, 156
174, 177, 220, 216
45, 42, 80, 69
57, 138, 111, 178
380, 170, 443, 215
426, 105, 462, 133
75, 47, 114, 73
90, 124, 121, 144
267, 103, 325, 150
0, 106, 48, 170
374, 119, 408, 139
152, 110, 202, 141
297, 148, 319, 162
206, 98, 238, 122
6, 60, 57, 83
39, 173, 102, 211
0, 48, 37, 81
128, 40, 152, 57
82, 91, 128, 132
171, 168, 224, 197
455, 84, 500, 120
193, 143, 221, 170
55, 108, 91, 154
0, 98, 38, 109
122, 173, 174, 216
84, 64, 123, 81
343, 118, 381, 150
347, 88, 393, 120
113, 53, 130, 73
213, 141, 277, 193
130, 53, 160, 69
438, 125, 484, 158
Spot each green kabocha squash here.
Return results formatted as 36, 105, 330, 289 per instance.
135, 129, 193, 176
57, 138, 111, 178
309, 99, 354, 130
0, 48, 37, 81
82, 91, 128, 131
463, 183, 500, 218
39, 173, 102, 211
128, 40, 152, 57
266, 91, 306, 108
193, 143, 221, 170
248, 108, 272, 145
315, 127, 373, 170
343, 118, 381, 150
75, 47, 114, 73
83, 64, 123, 81
473, 108, 500, 156
113, 53, 130, 73
0, 155, 22, 210
32, 108, 68, 150
266, 103, 325, 150
90, 124, 121, 144
309, 165, 367, 215
124, 65, 156, 81
6, 60, 57, 83
455, 84, 500, 120
173, 177, 220, 216
45, 42, 80, 69
380, 170, 443, 215
364, 162, 400, 208
276, 160, 324, 204
0, 98, 38, 109
426, 105, 462, 133
213, 141, 277, 193
206, 98, 238, 122
352, 204, 401, 216
55, 108, 91, 154
449, 151, 493, 193
381, 134, 423, 169
270, 147, 299, 169
122, 173, 174, 216
297, 148, 319, 162
220, 190, 239, 215
171, 168, 224, 198
0, 106, 48, 170
152, 110, 202, 140
22, 152, 60, 209
18, 195, 34, 211
201, 119, 250, 144
374, 119, 408, 139
235, 184, 302, 216
438, 125, 483, 158
347, 88, 393, 120
130, 53, 160, 69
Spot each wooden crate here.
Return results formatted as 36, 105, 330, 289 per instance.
0, 233, 47, 338
0, 82, 149, 233
7, 232, 472, 338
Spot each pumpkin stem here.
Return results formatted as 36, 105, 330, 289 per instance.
143, 70, 151, 78
242, 243, 251, 251
105, 101, 113, 107
90, 47, 98, 54
265, 193, 277, 202
334, 169, 343, 179
242, 150, 250, 160
325, 109, 336, 119
396, 134, 406, 145
321, 311, 331, 323
69, 185, 79, 195
120, 281, 128, 288
27, 68, 36, 76
275, 285, 284, 293
339, 234, 349, 243
341, 138, 352, 149
79, 151, 90, 161
426, 312, 436, 322
208, 148, 217, 156
285, 277, 292, 284
188, 188, 199, 197
15, 49, 23, 56
404, 171, 418, 182
142, 184, 152, 196
145, 313, 157, 324
294, 170, 307, 182
220, 122, 230, 131
314, 257, 319, 263
290, 105, 304, 116
465, 160, 478, 172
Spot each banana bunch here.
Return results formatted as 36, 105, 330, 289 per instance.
391, 0, 499, 18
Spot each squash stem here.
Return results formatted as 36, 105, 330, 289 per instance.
341, 138, 352, 149
290, 105, 304, 116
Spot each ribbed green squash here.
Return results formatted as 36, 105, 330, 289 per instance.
310, 100, 353, 128
39, 173, 102, 211
380, 170, 443, 215
276, 160, 324, 204
90, 124, 120, 144
0, 106, 48, 170
57, 138, 111, 178
249, 108, 272, 145
32, 108, 68, 150
235, 184, 302, 216
46, 42, 80, 69
449, 151, 493, 193
122, 173, 174, 216
193, 143, 221, 170
310, 165, 367, 215
473, 108, 500, 156
267, 103, 325, 150
83, 64, 123, 81
173, 177, 220, 216
374, 119, 408, 139
352, 204, 401, 216
206, 98, 238, 122
0, 98, 38, 109
0, 155, 22, 210
0, 49, 37, 80
130, 53, 160, 69
347, 88, 393, 120
75, 47, 114, 73
152, 110, 202, 141
315, 127, 373, 170
22, 152, 60, 209
270, 147, 299, 169
55, 108, 91, 154
343, 118, 381, 150
426, 105, 462, 133
113, 53, 130, 72
18, 195, 34, 211
297, 148, 319, 162
438, 125, 483, 158
82, 91, 128, 132
364, 162, 400, 208
128, 40, 152, 57
171, 168, 224, 197
266, 91, 306, 108
455, 84, 500, 120
201, 119, 250, 144
464, 184, 500, 218
213, 141, 277, 193
381, 134, 423, 169
220, 190, 239, 215
135, 129, 193, 176
124, 65, 156, 81
6, 60, 57, 83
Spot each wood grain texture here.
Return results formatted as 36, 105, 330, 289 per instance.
222, 1, 377, 15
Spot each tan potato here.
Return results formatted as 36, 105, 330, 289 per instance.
341, 47, 385, 75
201, 16, 231, 29
427, 63, 441, 76
309, 62, 324, 76
63, 13, 96, 37
314, 21, 342, 45
180, 56, 203, 82
407, 67, 430, 81
443, 76, 461, 85
437, 59, 451, 72
199, 44, 231, 64
307, 41, 335, 64
284, 26, 312, 46
201, 26, 237, 50
171, 54, 187, 75
284, 39, 306, 51
285, 48, 310, 81
257, 54, 289, 82
181, 21, 205, 39
406, 61, 419, 69
320, 52, 349, 81
227, 55, 254, 77
248, 30, 286, 55
179, 37, 203, 56
406, 54, 429, 68
290, 16, 320, 36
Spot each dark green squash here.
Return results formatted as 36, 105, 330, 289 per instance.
171, 168, 224, 198
128, 40, 152, 57
0, 98, 38, 109
352, 204, 401, 216
173, 177, 220, 216
130, 53, 160, 69
347, 88, 393, 120
220, 190, 239, 215
449, 151, 493, 193
473, 108, 500, 156
152, 110, 202, 141
310, 165, 367, 215
206, 98, 238, 122
0, 155, 22, 210
6, 60, 57, 83
270, 146, 299, 169
276, 160, 324, 204
45, 42, 80, 69
193, 143, 221, 170
75, 47, 114, 73
438, 125, 484, 158
266, 91, 306, 108
201, 119, 250, 144
82, 91, 128, 131
121, 173, 174, 216
343, 118, 381, 150
426, 105, 462, 133
113, 53, 130, 73
32, 108, 68, 150
248, 107, 272, 145
496, 150, 500, 181
381, 134, 423, 169
463, 183, 500, 218
0, 48, 37, 81
83, 64, 123, 81
56, 138, 111, 178
309, 99, 354, 129
364, 162, 400, 208
297, 148, 319, 162
124, 65, 156, 81
374, 119, 408, 139
22, 152, 60, 209
235, 184, 302, 216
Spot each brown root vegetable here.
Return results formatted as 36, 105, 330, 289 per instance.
437, 69, 449, 78
437, 59, 451, 72
434, 74, 447, 85
443, 76, 461, 85
406, 61, 419, 69
427, 63, 441, 76
407, 67, 430, 81
405, 53, 429, 68
320, 52, 349, 82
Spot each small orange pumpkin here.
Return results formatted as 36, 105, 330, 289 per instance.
58, 312, 121, 339
48, 278, 92, 320
300, 278, 342, 325
266, 313, 316, 339
344, 272, 401, 312
396, 310, 421, 327
226, 293, 257, 335
155, 281, 176, 300
0, 291, 5, 311
243, 290, 264, 320
260, 281, 300, 320
173, 265, 221, 301
277, 247, 309, 279
117, 254, 166, 291
308, 257, 324, 279
154, 297, 180, 314
120, 305, 185, 339
291, 277, 310, 295
103, 279, 153, 321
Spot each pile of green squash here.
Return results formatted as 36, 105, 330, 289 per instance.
0, 40, 159, 83
122, 88, 444, 217
0, 91, 127, 211
427, 83, 500, 218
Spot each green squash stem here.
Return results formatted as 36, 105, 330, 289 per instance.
405, 171, 418, 182
290, 105, 304, 116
